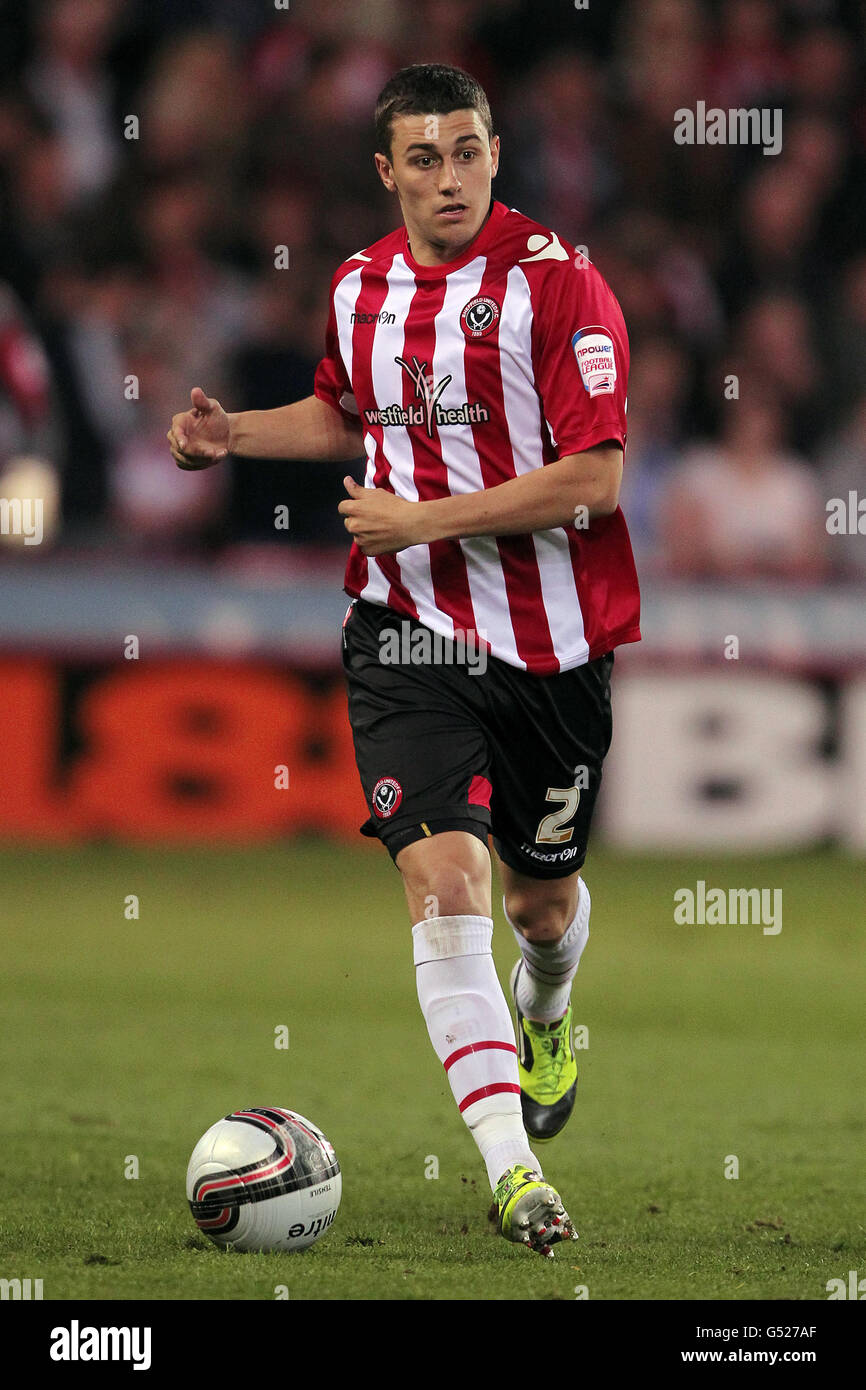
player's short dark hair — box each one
[374,64,494,161]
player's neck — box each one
[405,201,494,267]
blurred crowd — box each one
[0,0,864,580]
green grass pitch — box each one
[1,841,863,1301]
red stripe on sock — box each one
[443,1040,518,1072]
[458,1083,521,1113]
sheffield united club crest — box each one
[371,777,403,818]
[460,296,500,339]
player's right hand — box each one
[167,387,231,469]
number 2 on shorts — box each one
[535,785,581,844]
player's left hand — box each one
[338,477,424,555]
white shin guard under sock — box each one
[413,914,539,1190]
[506,877,591,1023]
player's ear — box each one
[374,152,397,193]
[489,134,500,179]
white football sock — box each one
[506,877,591,1023]
[413,914,540,1190]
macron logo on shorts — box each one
[572,326,617,397]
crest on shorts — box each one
[460,296,500,339]
[372,776,403,818]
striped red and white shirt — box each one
[314,198,640,675]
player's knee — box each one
[403,862,485,917]
[397,832,490,919]
[506,880,579,942]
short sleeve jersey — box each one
[314,199,640,674]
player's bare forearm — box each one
[420,446,623,541]
[339,444,623,555]
[228,395,364,461]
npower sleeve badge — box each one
[571,325,617,397]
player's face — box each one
[375,109,500,265]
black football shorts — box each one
[341,598,614,879]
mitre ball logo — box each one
[372,776,403,818]
[460,296,500,338]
